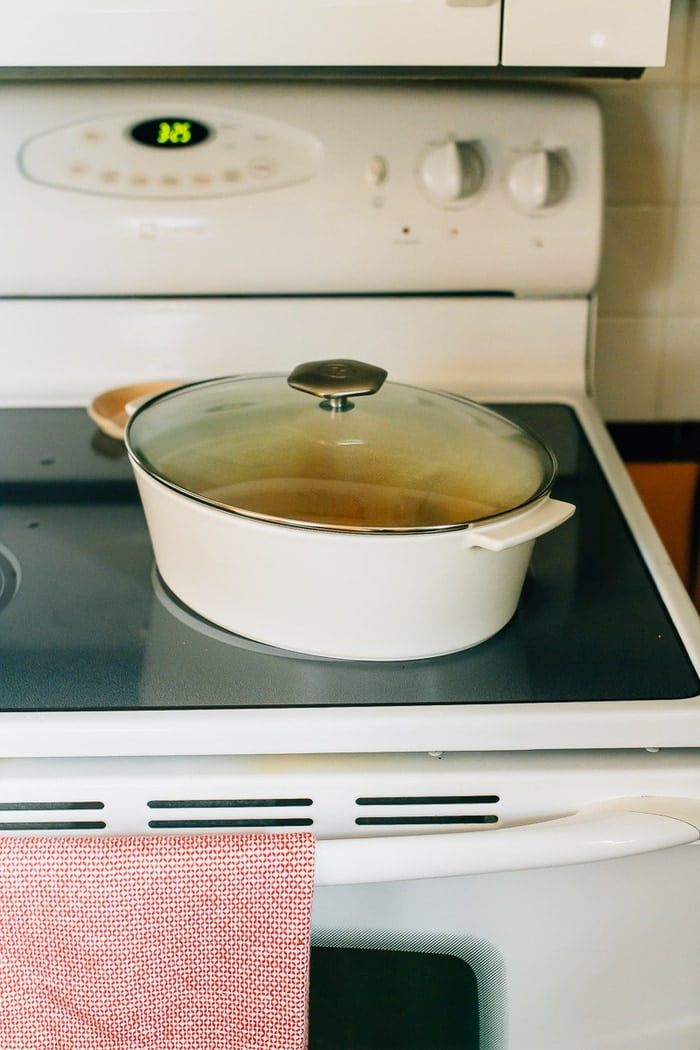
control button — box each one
[98,170,119,184]
[129,174,150,187]
[82,128,104,144]
[222,169,242,183]
[160,174,180,188]
[191,173,212,186]
[248,156,277,179]
[68,162,89,177]
[366,154,388,188]
[418,141,484,203]
[508,150,570,210]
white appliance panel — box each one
[0,0,671,69]
[0,83,603,297]
[502,0,671,68]
[312,843,700,1049]
[20,106,325,200]
[0,750,697,1047]
[0,1,502,68]
[0,749,693,842]
[0,297,590,407]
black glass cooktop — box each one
[0,405,697,710]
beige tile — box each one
[678,89,700,200]
[597,205,674,315]
[593,317,665,419]
[684,0,700,83]
[645,0,692,84]
[589,84,683,203]
[659,319,700,417]
[666,204,700,311]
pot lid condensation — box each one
[125,362,557,533]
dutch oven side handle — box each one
[463,496,575,552]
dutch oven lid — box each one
[125,359,557,533]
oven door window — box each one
[309,944,485,1049]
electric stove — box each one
[0,80,697,758]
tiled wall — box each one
[588,0,700,421]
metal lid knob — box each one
[287,358,388,412]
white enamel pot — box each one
[124,361,575,661]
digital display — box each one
[130,117,210,149]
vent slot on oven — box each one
[0,800,106,831]
[355,795,500,828]
[146,797,314,830]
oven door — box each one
[310,800,700,1049]
[0,0,669,70]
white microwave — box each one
[0,0,671,71]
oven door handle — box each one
[313,797,700,885]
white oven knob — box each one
[418,141,484,203]
[508,150,569,210]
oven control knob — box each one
[507,150,569,210]
[418,141,484,203]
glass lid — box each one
[125,359,557,533]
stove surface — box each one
[1,404,697,711]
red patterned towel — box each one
[0,833,315,1050]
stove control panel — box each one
[20,108,323,200]
[0,82,603,298]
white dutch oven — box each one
[124,360,574,661]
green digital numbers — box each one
[157,121,192,146]
[131,117,210,149]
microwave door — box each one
[0,1,501,68]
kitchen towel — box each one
[0,832,315,1050]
